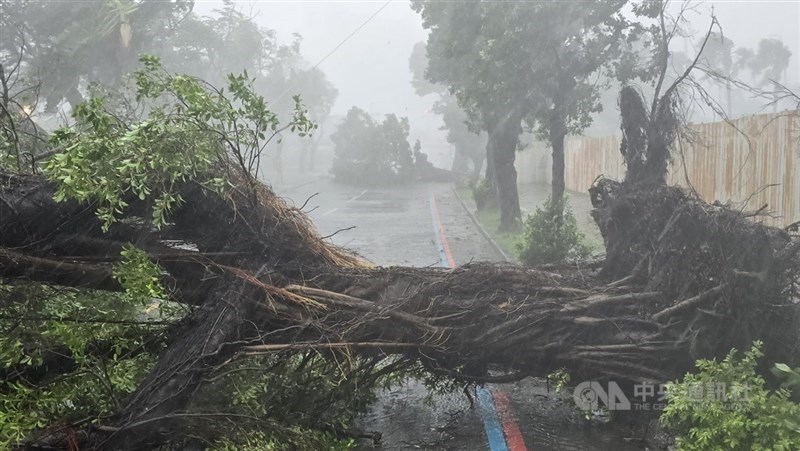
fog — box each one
[2,2,800,449]
[196,0,799,165]
[195,1,452,163]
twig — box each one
[320,226,356,240]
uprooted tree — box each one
[1,55,799,450]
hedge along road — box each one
[276,178,641,450]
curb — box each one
[450,185,513,263]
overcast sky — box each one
[195,0,800,160]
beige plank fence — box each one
[560,112,800,228]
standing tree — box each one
[751,38,792,112]
[0,0,193,111]
[411,1,527,230]
[751,38,793,88]
[330,107,415,185]
[698,32,735,110]
[521,0,654,216]
[412,1,650,228]
[408,42,485,181]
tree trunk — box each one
[476,130,499,211]
[469,153,484,183]
[549,111,567,216]
[451,148,470,174]
[488,112,523,231]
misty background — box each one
[194,0,799,168]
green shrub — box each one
[470,178,496,211]
[517,196,591,265]
[661,342,800,451]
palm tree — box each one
[699,32,735,110]
[751,39,792,112]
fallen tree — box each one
[1,57,798,450]
[2,158,798,449]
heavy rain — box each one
[0,1,799,450]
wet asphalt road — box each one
[275,177,643,451]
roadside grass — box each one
[456,186,605,260]
[473,207,522,259]
[455,186,521,260]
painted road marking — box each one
[429,194,457,268]
[477,386,510,451]
[348,189,368,203]
[492,388,527,450]
[321,190,367,216]
[428,192,528,451]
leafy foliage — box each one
[411,0,659,222]
[0,244,176,449]
[408,42,485,178]
[661,342,800,451]
[214,430,355,451]
[772,362,800,402]
[331,106,415,185]
[517,196,591,265]
[1,55,334,448]
[547,368,571,393]
[45,55,314,230]
[0,259,170,448]
[0,0,193,110]
[191,353,442,450]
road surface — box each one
[275,177,645,451]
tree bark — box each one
[549,111,567,216]
[469,152,485,182]
[451,147,470,174]
[488,111,523,231]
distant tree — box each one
[408,42,484,180]
[521,1,655,217]
[330,107,414,185]
[163,4,337,123]
[734,47,756,80]
[699,32,735,109]
[0,0,337,135]
[751,39,792,112]
[0,0,192,110]
[411,1,650,228]
[751,38,792,88]
[434,97,486,180]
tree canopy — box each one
[410,0,655,228]
[330,106,415,185]
[0,0,337,125]
[408,42,485,180]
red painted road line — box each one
[430,195,457,268]
[430,193,528,451]
[492,389,528,451]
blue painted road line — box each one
[477,385,511,451]
[429,191,522,451]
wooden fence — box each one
[559,112,800,227]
